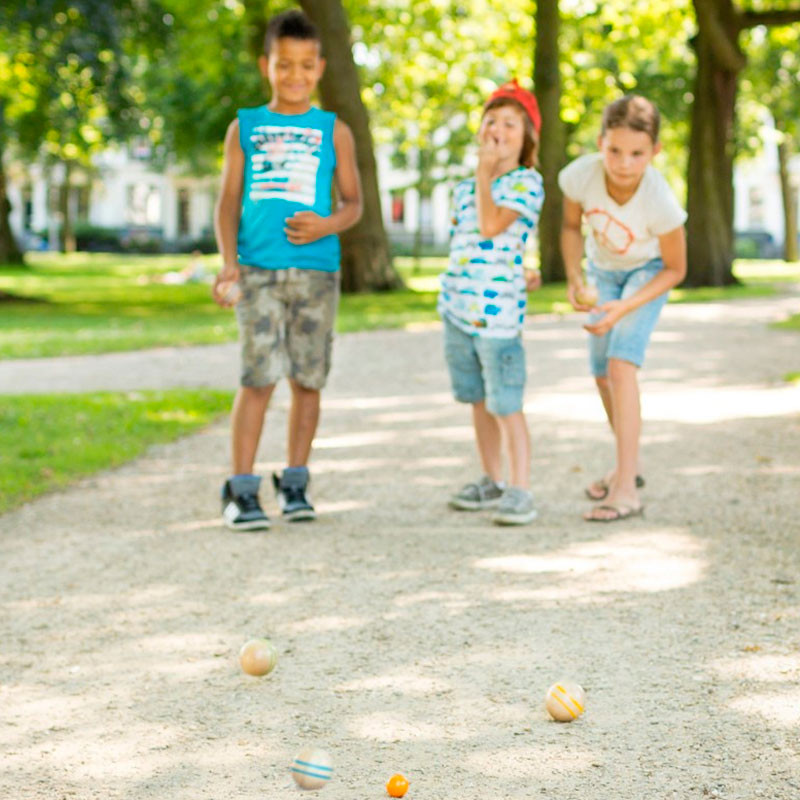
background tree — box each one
[534,0,566,282]
[741,24,799,262]
[349,0,534,266]
[686,0,800,286]
[0,1,165,261]
[299,0,402,291]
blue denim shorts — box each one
[443,316,526,416]
[586,258,668,376]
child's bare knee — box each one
[241,384,274,400]
[607,358,636,380]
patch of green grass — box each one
[774,314,800,332]
[1,253,797,359]
[0,389,233,514]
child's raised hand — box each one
[285,211,331,245]
[583,299,626,336]
[477,129,502,175]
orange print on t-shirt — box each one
[584,208,635,255]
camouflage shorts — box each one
[236,266,340,390]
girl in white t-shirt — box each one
[559,95,687,522]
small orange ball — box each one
[386,773,409,798]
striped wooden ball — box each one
[545,681,586,722]
[291,747,333,790]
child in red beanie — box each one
[438,80,545,525]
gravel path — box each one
[1,294,799,799]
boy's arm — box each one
[474,136,519,238]
[213,119,244,306]
[583,226,687,336]
[285,119,363,244]
[561,197,591,310]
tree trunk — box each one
[533,0,566,283]
[59,161,76,254]
[686,0,800,285]
[777,130,798,262]
[0,160,25,266]
[299,0,403,292]
[0,103,25,266]
[686,0,741,286]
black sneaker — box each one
[272,467,316,522]
[221,475,270,531]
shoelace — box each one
[282,486,308,505]
[237,493,262,512]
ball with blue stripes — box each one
[291,747,334,790]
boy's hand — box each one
[212,264,240,307]
[285,211,331,245]
[524,268,542,292]
[583,299,626,336]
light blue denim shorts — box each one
[443,316,526,416]
[587,258,668,376]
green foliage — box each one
[1,2,167,165]
[139,0,280,171]
[348,0,534,190]
[740,23,800,153]
[559,0,694,191]
[0,389,232,513]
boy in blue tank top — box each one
[213,10,362,531]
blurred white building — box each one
[6,132,798,257]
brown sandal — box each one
[584,503,644,522]
[585,474,645,501]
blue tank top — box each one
[237,105,339,271]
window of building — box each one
[391,190,405,224]
[748,185,765,228]
[76,186,90,222]
[127,183,161,227]
[178,188,190,237]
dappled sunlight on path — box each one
[1,293,799,798]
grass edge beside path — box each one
[0,389,233,516]
[0,254,798,359]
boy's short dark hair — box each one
[264,10,321,57]
[601,95,661,143]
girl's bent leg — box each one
[585,358,641,520]
[496,410,531,489]
[232,384,275,474]
[472,401,503,483]
[595,375,614,428]
[607,358,640,494]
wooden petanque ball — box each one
[238,637,278,677]
[575,285,598,307]
[545,681,586,722]
[291,747,334,790]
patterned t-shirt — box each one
[438,166,544,338]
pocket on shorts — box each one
[499,343,525,387]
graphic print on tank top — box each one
[248,125,322,206]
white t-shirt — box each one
[558,153,687,271]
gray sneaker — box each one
[448,476,504,511]
[492,487,538,525]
